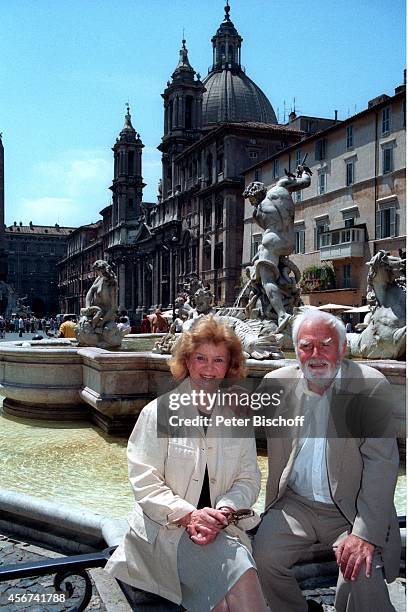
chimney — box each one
[334,110,338,122]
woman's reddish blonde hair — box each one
[169,316,247,380]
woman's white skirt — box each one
[177,530,256,611]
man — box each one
[58,315,77,339]
[253,309,400,612]
[18,316,25,338]
[151,308,168,333]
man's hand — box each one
[335,534,375,581]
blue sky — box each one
[0,0,405,228]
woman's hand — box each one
[186,507,228,546]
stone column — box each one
[169,250,174,309]
[118,262,126,311]
[130,263,135,313]
[159,252,163,307]
[136,259,141,309]
[141,258,146,310]
[152,250,159,308]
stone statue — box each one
[242,165,311,331]
[76,260,126,349]
[15,295,32,318]
[348,250,406,359]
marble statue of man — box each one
[244,165,312,329]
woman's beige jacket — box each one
[105,379,261,604]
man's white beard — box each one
[300,358,340,387]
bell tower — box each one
[110,105,145,225]
[159,39,205,196]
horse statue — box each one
[348,250,406,359]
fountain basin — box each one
[0,339,405,436]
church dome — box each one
[202,70,277,125]
[201,3,277,126]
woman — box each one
[106,316,267,611]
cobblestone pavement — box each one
[0,535,109,612]
[0,534,405,611]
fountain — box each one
[0,166,405,437]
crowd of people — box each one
[0,315,59,338]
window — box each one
[346,160,354,186]
[382,146,394,173]
[295,227,305,254]
[294,190,302,203]
[206,153,213,185]
[315,138,326,161]
[127,151,135,175]
[185,96,193,129]
[314,220,330,249]
[346,125,353,148]
[272,160,279,179]
[306,120,315,133]
[251,233,262,259]
[204,199,212,229]
[295,149,302,167]
[215,197,223,227]
[318,172,326,195]
[249,151,258,160]
[254,168,262,181]
[214,243,223,269]
[382,107,390,134]
[343,264,351,288]
[217,153,224,174]
[376,207,396,239]
[344,217,355,228]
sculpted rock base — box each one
[76,319,126,350]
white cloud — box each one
[36,150,112,199]
[8,146,162,226]
[16,197,76,226]
[10,149,113,227]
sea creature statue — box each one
[155,272,284,359]
[348,250,406,359]
[216,316,284,360]
[76,260,127,349]
[241,164,311,332]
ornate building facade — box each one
[130,4,304,312]
[243,81,406,308]
[58,4,305,319]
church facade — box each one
[60,5,305,318]
[58,4,336,319]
